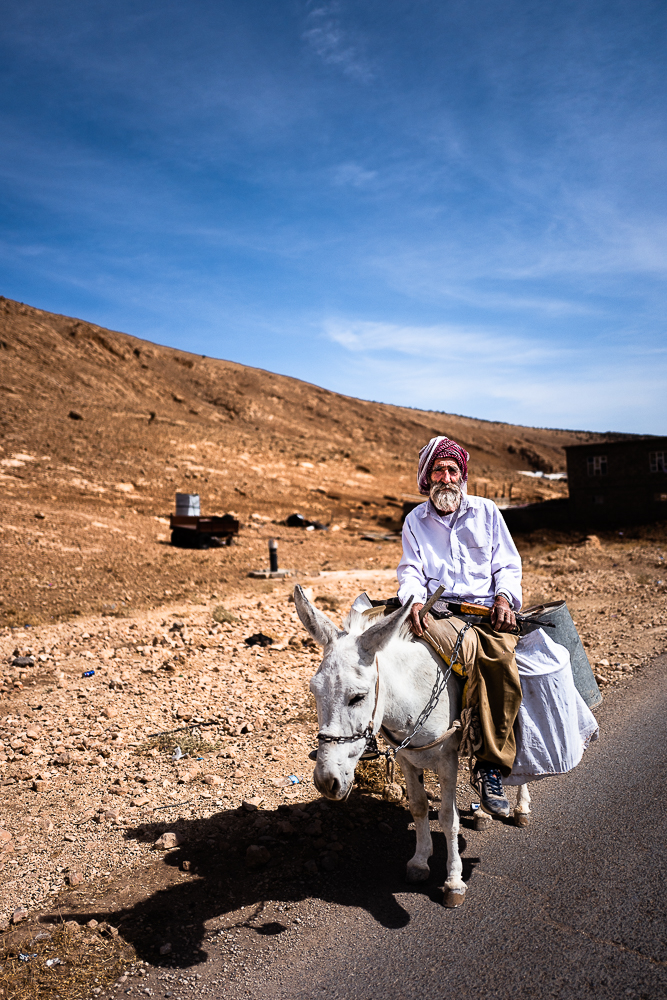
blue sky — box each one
[1,0,666,433]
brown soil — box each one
[0,296,666,995]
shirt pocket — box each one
[457,522,491,576]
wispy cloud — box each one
[321,316,667,432]
[302,2,374,82]
[331,162,377,187]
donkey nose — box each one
[314,769,341,799]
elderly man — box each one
[398,435,598,817]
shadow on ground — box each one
[43,792,481,968]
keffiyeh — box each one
[417,436,469,495]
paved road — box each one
[126,654,667,1000]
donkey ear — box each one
[293,585,341,647]
[357,600,413,657]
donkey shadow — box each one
[50,792,480,968]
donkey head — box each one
[293,585,413,800]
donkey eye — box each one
[348,694,365,706]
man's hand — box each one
[409,602,425,636]
[491,595,516,633]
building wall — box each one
[565,437,667,525]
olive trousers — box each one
[423,615,521,776]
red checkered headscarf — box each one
[417,436,469,496]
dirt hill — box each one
[0,295,614,625]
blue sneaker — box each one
[472,764,510,818]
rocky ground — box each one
[0,296,666,998]
[1,528,666,918]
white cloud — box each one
[331,162,377,188]
[324,318,559,366]
[302,2,373,82]
[321,317,667,433]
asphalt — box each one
[116,653,667,1000]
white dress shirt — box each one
[397,495,522,610]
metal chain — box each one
[317,726,374,746]
[389,623,471,756]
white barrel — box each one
[175,493,200,516]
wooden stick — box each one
[418,584,445,625]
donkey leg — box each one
[401,760,433,883]
[437,749,466,907]
[513,782,532,827]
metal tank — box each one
[522,600,602,708]
[175,493,200,517]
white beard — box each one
[430,481,462,514]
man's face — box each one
[429,458,462,513]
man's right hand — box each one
[409,602,425,636]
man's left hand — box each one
[491,595,516,632]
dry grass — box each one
[211,605,239,624]
[0,921,134,1000]
[134,727,223,758]
[354,758,390,793]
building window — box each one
[587,455,607,477]
[593,495,605,504]
[649,451,666,473]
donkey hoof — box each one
[514,810,531,828]
[473,811,493,831]
[406,863,430,883]
[443,888,466,908]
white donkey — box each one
[294,585,531,908]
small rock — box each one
[54,753,71,765]
[12,907,28,924]
[87,919,99,928]
[64,833,76,842]
[35,512,46,519]
[180,860,192,872]
[131,795,150,808]
[176,708,193,721]
[177,768,199,784]
[245,844,271,867]
[102,706,118,719]
[67,871,84,887]
[382,782,404,803]
[0,829,13,848]
[320,852,338,872]
[159,942,172,955]
[63,919,81,934]
[32,779,47,792]
[25,729,40,740]
[596,659,610,667]
[154,831,181,850]
[68,410,84,420]
[242,796,263,812]
[585,534,603,549]
[377,821,392,834]
[12,657,34,668]
[202,774,223,786]
[0,915,9,932]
